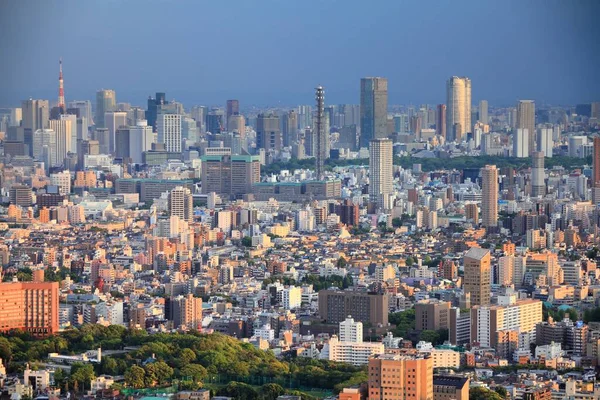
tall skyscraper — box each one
[68,100,92,122]
[256,113,282,152]
[157,113,182,152]
[282,110,298,147]
[481,165,498,228]
[513,128,530,158]
[22,99,49,156]
[146,92,167,130]
[360,77,388,148]
[537,128,553,158]
[226,99,239,130]
[95,89,116,128]
[60,114,77,154]
[48,119,72,163]
[369,138,393,211]
[436,104,446,139]
[517,100,535,156]
[368,354,433,400]
[228,114,246,139]
[168,186,193,223]
[0,280,59,336]
[463,247,491,307]
[314,86,327,179]
[115,120,154,164]
[478,100,488,124]
[531,151,545,198]
[594,137,600,188]
[57,59,65,114]
[446,76,471,142]
[104,111,128,154]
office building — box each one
[9,184,33,207]
[200,154,261,197]
[256,113,282,152]
[314,86,327,179]
[481,165,498,228]
[594,137,600,187]
[436,104,446,139]
[368,354,433,400]
[318,290,388,326]
[115,121,154,163]
[282,110,298,146]
[449,307,471,346]
[369,138,393,211]
[471,297,542,349]
[0,281,59,336]
[48,119,72,162]
[225,99,239,130]
[433,375,469,400]
[50,170,71,195]
[157,113,182,152]
[59,114,78,154]
[95,89,116,128]
[479,100,488,124]
[169,186,193,223]
[531,151,545,198]
[513,128,529,158]
[22,99,50,155]
[463,247,491,307]
[33,129,58,166]
[228,113,246,139]
[537,128,553,158]
[77,139,100,169]
[145,92,168,130]
[281,287,302,310]
[360,77,388,148]
[446,76,471,142]
[415,300,450,332]
[517,100,535,156]
[68,100,92,122]
[104,111,127,153]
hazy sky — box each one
[1,0,599,108]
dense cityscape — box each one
[1,2,600,400]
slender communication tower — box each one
[315,85,325,180]
[58,58,65,113]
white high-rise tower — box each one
[369,138,393,211]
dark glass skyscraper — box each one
[360,77,388,148]
[147,92,167,130]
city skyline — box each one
[1,1,599,107]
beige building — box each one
[368,353,433,400]
[470,296,542,350]
[463,247,491,306]
[415,300,450,331]
[446,76,471,142]
[481,165,498,228]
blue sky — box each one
[0,0,598,108]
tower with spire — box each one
[58,58,65,113]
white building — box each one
[50,170,71,195]
[254,324,275,341]
[321,336,384,366]
[446,76,472,140]
[49,118,72,163]
[157,113,182,152]
[339,316,362,343]
[369,138,393,211]
[33,129,57,166]
[96,301,124,326]
[513,128,529,158]
[129,120,154,163]
[536,128,553,158]
[281,286,302,309]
